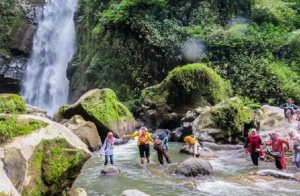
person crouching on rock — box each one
[288,129,300,170]
[243,129,264,166]
[263,132,290,170]
[123,127,154,164]
[100,132,123,165]
[184,136,203,158]
[155,129,171,164]
[280,98,300,123]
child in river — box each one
[184,136,203,158]
[100,132,123,165]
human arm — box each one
[163,137,169,149]
[280,138,290,150]
[124,132,139,138]
[114,138,123,144]
[279,103,287,109]
[258,137,262,145]
[100,139,107,156]
[147,132,154,142]
[263,140,272,146]
[193,143,197,157]
[243,137,249,151]
[292,104,299,109]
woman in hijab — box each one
[184,136,203,158]
[100,132,123,165]
[243,129,264,166]
[155,129,171,164]
[263,132,290,170]
[288,129,300,169]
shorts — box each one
[285,109,300,116]
[139,144,150,158]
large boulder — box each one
[0,94,27,114]
[64,115,102,152]
[170,127,183,141]
[0,114,92,196]
[121,189,150,196]
[101,166,121,175]
[256,105,295,141]
[54,89,136,140]
[192,97,255,144]
[26,104,47,117]
[140,63,233,131]
[67,188,88,196]
[175,158,213,177]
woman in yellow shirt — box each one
[124,127,154,164]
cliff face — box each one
[0,0,44,94]
[70,0,300,105]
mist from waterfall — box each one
[22,0,77,117]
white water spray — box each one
[22,0,77,116]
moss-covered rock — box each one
[0,94,27,114]
[192,97,255,144]
[0,114,92,196]
[0,115,48,144]
[20,139,90,196]
[54,89,136,140]
[140,63,232,131]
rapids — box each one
[73,139,300,196]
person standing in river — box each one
[123,127,154,164]
[288,129,300,170]
[100,132,123,165]
[184,136,203,158]
[263,132,290,170]
[279,98,300,123]
[243,129,264,166]
[155,129,172,164]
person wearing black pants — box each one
[243,129,264,166]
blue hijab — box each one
[158,129,170,140]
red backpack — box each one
[139,131,147,145]
[153,139,163,151]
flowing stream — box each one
[73,139,300,196]
[21,0,77,116]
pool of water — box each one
[73,139,300,196]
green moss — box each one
[53,105,70,121]
[0,116,48,143]
[0,94,27,114]
[83,89,133,125]
[211,97,253,135]
[146,63,232,109]
[8,18,26,37]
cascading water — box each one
[22,0,77,116]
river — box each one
[73,138,300,196]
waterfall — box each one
[21,0,77,117]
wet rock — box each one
[175,158,214,177]
[136,118,145,129]
[151,129,164,139]
[101,166,121,175]
[181,111,198,123]
[121,189,150,196]
[0,160,20,196]
[26,104,47,117]
[180,145,193,154]
[67,188,88,196]
[254,169,300,181]
[182,122,193,138]
[170,127,183,141]
[256,105,295,141]
[64,115,102,152]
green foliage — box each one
[53,105,70,121]
[0,116,48,143]
[0,94,27,114]
[236,95,261,111]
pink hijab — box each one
[107,132,114,144]
[269,132,279,143]
[287,129,300,141]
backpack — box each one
[139,132,147,145]
[153,139,163,152]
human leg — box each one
[162,149,171,164]
[296,109,300,121]
[157,151,163,164]
[145,144,150,163]
[110,155,114,165]
[104,155,109,165]
[251,152,259,166]
[275,159,282,170]
[295,151,300,169]
[286,110,292,123]
[139,145,146,164]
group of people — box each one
[99,98,300,171]
[243,98,300,170]
[100,127,202,166]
